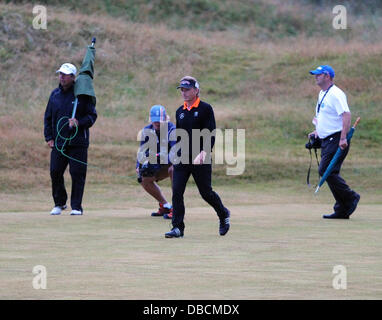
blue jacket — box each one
[44,84,97,148]
[136,122,176,168]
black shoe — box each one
[163,212,172,220]
[151,204,170,217]
[165,227,184,238]
[346,193,360,217]
[323,212,349,219]
[219,209,230,236]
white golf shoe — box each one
[50,205,67,215]
[70,209,83,216]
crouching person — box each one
[136,105,175,219]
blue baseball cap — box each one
[309,65,335,78]
[150,105,167,122]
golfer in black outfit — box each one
[44,63,97,216]
[165,76,230,238]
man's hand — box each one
[339,138,348,150]
[47,140,54,148]
[193,151,207,165]
[68,118,78,128]
[308,130,318,139]
[339,111,351,150]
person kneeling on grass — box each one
[136,105,176,219]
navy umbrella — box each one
[315,117,360,194]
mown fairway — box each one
[1,186,381,300]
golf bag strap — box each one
[307,148,320,186]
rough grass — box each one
[1,0,332,36]
[0,1,381,194]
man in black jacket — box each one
[44,63,97,215]
[165,76,230,238]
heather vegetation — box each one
[1,0,381,199]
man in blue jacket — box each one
[44,63,97,216]
[136,105,175,219]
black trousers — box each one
[318,132,357,214]
[50,147,88,212]
[172,164,227,231]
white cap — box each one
[56,63,77,76]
